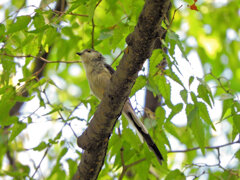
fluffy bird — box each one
[77,49,164,164]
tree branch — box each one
[73,0,171,179]
[91,0,102,49]
[0,53,82,64]
[168,140,240,153]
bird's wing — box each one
[104,63,164,163]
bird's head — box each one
[76,49,103,64]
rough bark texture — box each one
[73,0,171,179]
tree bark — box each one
[73,0,171,179]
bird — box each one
[76,49,164,164]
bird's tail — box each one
[123,100,164,164]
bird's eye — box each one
[86,49,91,53]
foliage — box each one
[0,0,239,179]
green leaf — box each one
[186,104,195,126]
[33,142,48,151]
[165,69,185,88]
[54,131,62,141]
[167,30,189,61]
[198,102,216,130]
[57,147,68,162]
[165,169,185,180]
[122,128,141,149]
[130,75,147,97]
[11,0,25,8]
[167,103,183,121]
[9,122,27,142]
[157,76,171,102]
[43,105,63,116]
[235,149,240,161]
[233,114,240,132]
[0,24,5,36]
[180,89,188,104]
[7,16,31,34]
[190,92,198,104]
[221,99,233,120]
[31,77,48,89]
[33,13,45,29]
[67,159,78,178]
[198,84,212,107]
[155,106,166,127]
[165,121,180,139]
[189,76,194,87]
[187,105,205,154]
[149,49,163,76]
[147,77,160,95]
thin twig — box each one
[31,147,49,178]
[91,18,95,49]
[51,9,88,17]
[0,53,82,64]
[168,140,239,153]
[111,50,124,65]
[91,0,103,49]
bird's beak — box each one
[76,52,83,56]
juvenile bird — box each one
[77,49,164,164]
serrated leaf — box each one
[130,75,147,97]
[221,99,233,120]
[198,84,212,107]
[147,77,160,95]
[198,102,216,130]
[167,103,183,121]
[187,106,205,154]
[167,30,189,61]
[149,49,163,76]
[33,142,48,151]
[9,122,27,142]
[186,104,195,126]
[165,69,184,88]
[164,122,180,139]
[190,91,198,104]
[157,76,171,101]
[180,89,188,104]
[155,106,166,127]
[7,16,31,34]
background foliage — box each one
[0,0,239,179]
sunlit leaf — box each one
[198,102,216,130]
[7,16,31,34]
[33,142,48,151]
[180,89,188,104]
[130,75,147,97]
[9,122,27,142]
